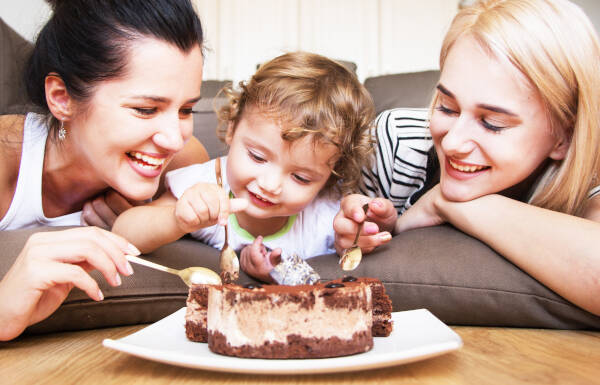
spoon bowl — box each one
[339,203,369,271]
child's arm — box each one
[112,183,247,253]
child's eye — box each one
[133,107,157,116]
[248,150,265,163]
[292,174,311,184]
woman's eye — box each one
[481,117,507,132]
[292,174,311,184]
[436,104,457,115]
[179,108,193,117]
[133,107,157,116]
[248,150,265,162]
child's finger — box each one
[229,198,248,213]
[340,194,370,222]
[216,189,230,226]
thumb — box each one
[369,198,395,219]
[229,198,249,213]
[269,248,282,267]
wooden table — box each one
[1,325,599,385]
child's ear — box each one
[225,121,235,145]
[45,73,73,121]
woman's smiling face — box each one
[67,37,203,201]
[430,35,568,202]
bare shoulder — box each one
[167,136,209,172]
[155,137,209,197]
[0,115,26,219]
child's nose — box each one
[257,172,283,195]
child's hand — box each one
[240,236,282,283]
[174,183,248,233]
[333,194,396,255]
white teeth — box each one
[449,159,487,173]
[128,151,165,167]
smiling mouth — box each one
[248,190,276,206]
[448,159,490,173]
[126,151,166,170]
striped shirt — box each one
[360,108,433,214]
[360,108,600,213]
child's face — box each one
[225,107,338,221]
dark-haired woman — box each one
[0,0,207,340]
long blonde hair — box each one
[439,0,600,216]
[217,52,375,196]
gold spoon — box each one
[215,157,240,283]
[125,255,221,286]
[339,203,369,271]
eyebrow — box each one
[436,84,518,117]
[128,95,202,104]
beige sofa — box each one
[1,19,599,334]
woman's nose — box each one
[152,115,187,152]
[439,115,476,156]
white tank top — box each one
[0,113,82,230]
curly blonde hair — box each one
[216,52,375,196]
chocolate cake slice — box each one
[185,284,211,342]
[206,281,373,359]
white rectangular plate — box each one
[103,308,462,374]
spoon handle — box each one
[215,157,230,247]
[352,204,370,246]
[126,255,180,276]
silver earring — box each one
[58,120,67,141]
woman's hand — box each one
[394,184,447,233]
[239,236,282,283]
[81,190,136,230]
[333,194,395,255]
[174,183,247,234]
[0,227,139,341]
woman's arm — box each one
[397,187,600,316]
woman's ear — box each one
[549,135,570,160]
[45,73,73,121]
[225,121,235,145]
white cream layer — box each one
[207,286,372,347]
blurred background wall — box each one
[1,0,599,83]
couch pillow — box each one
[1,224,597,336]
[0,19,33,114]
[364,70,440,114]
[192,97,229,159]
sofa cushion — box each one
[0,19,33,114]
[364,70,440,114]
[1,225,597,336]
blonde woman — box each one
[334,0,600,316]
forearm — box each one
[112,205,186,253]
[439,194,600,316]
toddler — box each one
[113,52,374,282]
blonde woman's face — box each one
[429,36,567,202]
